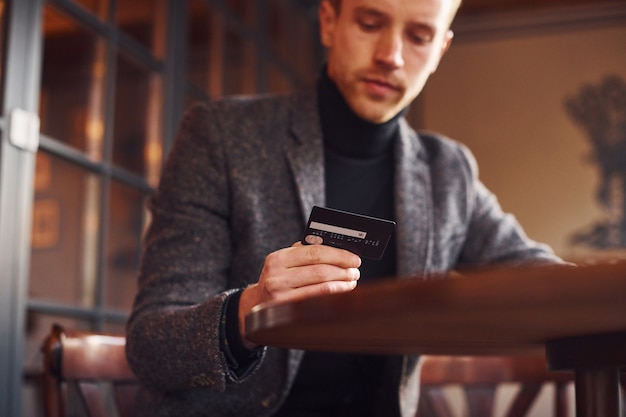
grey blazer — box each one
[126,88,559,417]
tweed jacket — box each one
[126,88,560,417]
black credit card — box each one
[301,206,396,260]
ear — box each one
[441,30,454,56]
[430,30,454,73]
[318,0,338,48]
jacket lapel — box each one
[394,120,433,277]
[285,89,326,224]
[285,91,433,276]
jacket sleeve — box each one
[125,102,286,400]
[454,143,563,267]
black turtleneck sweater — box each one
[223,71,404,416]
[274,72,402,417]
[319,69,400,284]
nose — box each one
[374,31,404,70]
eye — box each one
[354,9,385,33]
[358,17,381,32]
[407,29,434,45]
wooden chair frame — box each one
[416,355,575,417]
[41,325,622,417]
[41,323,139,417]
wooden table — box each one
[245,261,626,417]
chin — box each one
[339,84,401,122]
[351,95,403,123]
[353,106,396,124]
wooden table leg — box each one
[575,368,620,417]
[545,332,626,417]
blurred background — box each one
[0,0,623,416]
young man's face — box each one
[319,0,455,123]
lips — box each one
[365,78,400,91]
[362,77,402,98]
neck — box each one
[317,69,405,159]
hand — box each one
[238,242,361,348]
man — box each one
[126,0,560,416]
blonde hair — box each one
[326,0,463,25]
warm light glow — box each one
[85,119,104,143]
[145,140,162,187]
[84,334,126,347]
[85,40,106,161]
[145,66,164,187]
[92,61,105,78]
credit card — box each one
[301,206,396,260]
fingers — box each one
[263,244,360,289]
[269,279,358,304]
[256,243,361,301]
[239,242,362,345]
[273,242,361,269]
[263,263,360,293]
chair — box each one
[41,323,140,417]
[416,355,575,417]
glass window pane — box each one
[103,322,127,333]
[185,87,207,111]
[187,0,221,97]
[25,155,111,413]
[40,5,106,160]
[117,0,167,58]
[104,180,149,312]
[223,26,256,95]
[0,1,7,114]
[113,51,163,183]
[186,1,259,97]
[29,153,101,308]
[71,0,108,20]
[268,62,294,94]
[268,0,318,83]
[227,0,257,30]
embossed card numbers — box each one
[301,206,396,260]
